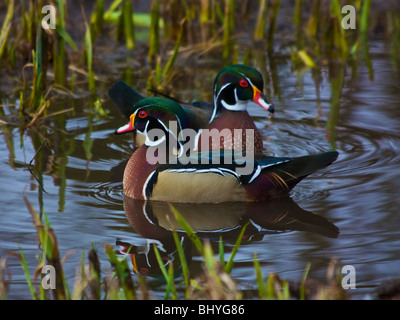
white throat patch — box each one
[220,88,248,111]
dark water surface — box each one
[1,37,400,299]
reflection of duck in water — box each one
[118,196,339,277]
[124,196,339,239]
[117,238,192,278]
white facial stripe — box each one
[215,82,231,101]
[211,82,231,123]
[221,99,247,111]
[157,119,173,137]
[144,133,166,147]
[143,120,149,134]
[139,111,184,150]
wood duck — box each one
[109,64,274,153]
[115,97,338,204]
[204,64,273,154]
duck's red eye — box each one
[138,110,147,118]
[239,79,248,87]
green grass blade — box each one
[300,262,311,300]
[152,243,174,300]
[327,64,345,149]
[53,0,67,86]
[169,204,204,255]
[123,0,135,49]
[224,221,249,274]
[222,0,235,60]
[73,250,87,300]
[330,0,348,57]
[83,115,93,162]
[203,240,216,276]
[24,193,55,261]
[218,236,225,269]
[361,0,372,35]
[359,0,373,80]
[294,0,301,28]
[105,11,154,28]
[56,0,66,29]
[155,57,162,84]
[30,22,43,111]
[88,244,101,299]
[306,0,319,37]
[162,21,183,79]
[91,0,105,35]
[267,0,281,45]
[105,244,136,300]
[254,0,268,41]
[298,49,316,68]
[277,279,290,300]
[0,23,12,63]
[84,19,96,93]
[172,231,189,298]
[168,263,177,300]
[148,0,160,62]
[253,253,266,299]
[56,27,78,51]
[18,246,37,300]
[104,0,123,20]
[0,0,13,36]
[0,0,13,61]
[266,273,276,299]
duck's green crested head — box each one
[115,97,189,146]
[211,64,274,122]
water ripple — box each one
[91,182,124,204]
[256,114,400,204]
[76,181,124,207]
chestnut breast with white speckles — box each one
[197,111,263,154]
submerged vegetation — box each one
[1,0,400,300]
